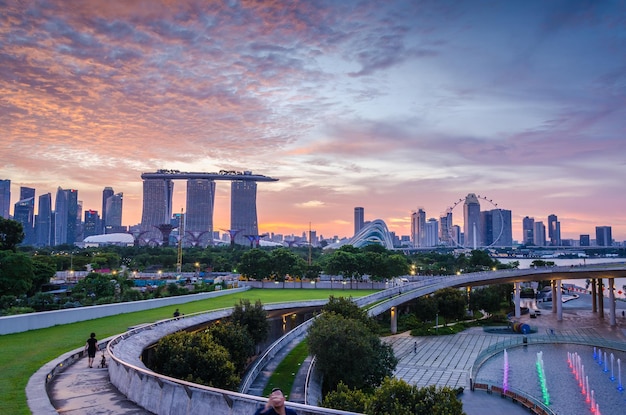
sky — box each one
[1,0,626,243]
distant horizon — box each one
[2,178,623,244]
[2,1,625,244]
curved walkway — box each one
[41,293,626,415]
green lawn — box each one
[0,289,377,414]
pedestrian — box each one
[414,341,417,353]
[173,308,180,319]
[84,332,98,368]
[254,387,297,415]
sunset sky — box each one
[2,0,625,242]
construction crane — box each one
[176,208,184,276]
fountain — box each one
[603,351,608,373]
[536,351,550,405]
[503,349,509,393]
[610,353,615,381]
[617,358,623,392]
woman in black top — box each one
[85,332,98,368]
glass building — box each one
[463,193,481,249]
[141,179,174,241]
[36,193,53,246]
[0,179,10,219]
[231,180,258,245]
[186,179,215,246]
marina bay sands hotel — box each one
[140,170,278,246]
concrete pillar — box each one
[556,280,563,321]
[514,282,521,318]
[551,281,557,313]
[609,278,616,327]
[591,279,597,313]
[598,279,604,319]
[390,306,397,334]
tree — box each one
[0,251,34,296]
[230,299,270,345]
[433,288,466,322]
[150,331,239,389]
[325,248,363,282]
[308,313,397,393]
[206,321,255,375]
[270,248,306,284]
[322,382,370,413]
[29,258,56,295]
[323,295,379,332]
[0,217,24,252]
[367,378,465,415]
[413,295,438,322]
[237,249,271,281]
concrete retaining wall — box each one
[0,287,249,335]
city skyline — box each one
[2,1,625,241]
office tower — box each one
[35,193,53,246]
[411,208,426,248]
[186,179,215,246]
[84,210,100,238]
[479,211,493,246]
[105,192,124,233]
[354,207,364,235]
[463,194,481,249]
[0,179,10,219]
[424,218,439,247]
[522,216,535,245]
[595,226,612,246]
[451,225,461,246]
[533,221,546,246]
[54,187,78,245]
[439,211,452,246]
[14,194,35,245]
[231,180,258,245]
[76,200,83,242]
[580,234,590,247]
[548,214,561,246]
[141,178,174,239]
[101,187,114,233]
[481,208,513,247]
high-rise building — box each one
[105,192,124,233]
[411,208,426,248]
[522,216,535,245]
[54,187,78,245]
[35,193,53,246]
[231,180,258,245]
[140,178,174,240]
[424,218,439,247]
[595,226,612,246]
[548,214,561,246]
[354,207,364,236]
[481,209,512,247]
[533,221,546,246]
[101,187,114,233]
[14,191,35,245]
[84,210,100,238]
[580,234,590,247]
[463,193,481,249]
[186,179,215,246]
[439,211,453,246]
[0,179,10,219]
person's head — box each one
[90,332,96,338]
[268,387,286,408]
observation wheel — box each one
[445,194,504,249]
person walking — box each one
[254,387,297,415]
[84,332,98,368]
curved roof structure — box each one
[325,219,395,250]
[83,233,134,246]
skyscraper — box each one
[522,216,535,245]
[534,221,546,246]
[231,180,258,245]
[14,192,35,245]
[354,207,364,236]
[439,211,453,246]
[101,187,114,233]
[0,179,10,219]
[424,218,439,247]
[105,192,124,233]
[35,193,52,246]
[84,210,100,238]
[54,187,78,245]
[141,178,174,240]
[548,214,561,246]
[411,208,426,248]
[595,226,612,246]
[463,194,481,249]
[186,179,215,246]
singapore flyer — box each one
[445,193,505,249]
